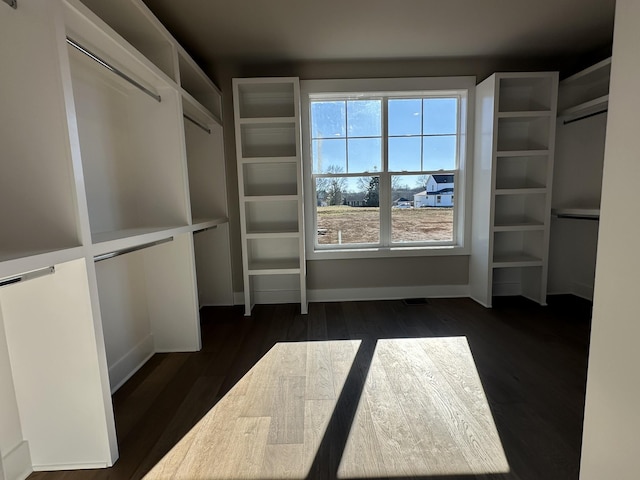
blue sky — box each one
[311,97,458,185]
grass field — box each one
[316,206,453,244]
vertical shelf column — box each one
[471,72,558,307]
[233,78,307,316]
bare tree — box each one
[316,165,348,206]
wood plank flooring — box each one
[28,296,591,480]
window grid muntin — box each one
[311,98,383,175]
[310,92,462,249]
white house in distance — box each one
[414,174,455,207]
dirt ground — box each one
[316,206,453,244]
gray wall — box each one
[213,55,588,297]
[580,0,640,477]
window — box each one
[301,77,474,258]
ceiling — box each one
[141,0,615,67]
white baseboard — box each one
[108,334,155,394]
[233,290,301,305]
[2,441,31,480]
[571,281,594,301]
[32,461,109,472]
[309,284,469,303]
[234,285,469,305]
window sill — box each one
[307,245,470,260]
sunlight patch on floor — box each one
[144,340,360,479]
[144,337,509,479]
[337,337,510,478]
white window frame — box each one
[301,77,475,260]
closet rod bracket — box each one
[2,0,17,9]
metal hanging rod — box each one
[66,37,161,103]
[563,108,608,125]
[2,0,17,9]
[0,266,55,288]
[94,237,173,263]
[194,225,218,234]
[184,114,211,134]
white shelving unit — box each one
[233,78,307,316]
[0,0,232,476]
[470,72,558,307]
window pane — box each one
[313,138,346,173]
[311,101,345,138]
[347,137,381,173]
[347,100,381,137]
[388,99,422,136]
[391,174,454,243]
[423,98,458,135]
[315,176,380,245]
[423,135,456,170]
[389,137,421,172]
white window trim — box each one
[301,77,475,260]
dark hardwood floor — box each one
[29,296,591,480]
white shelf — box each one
[495,187,547,195]
[0,247,86,282]
[496,149,549,157]
[497,110,553,118]
[493,222,545,232]
[558,57,611,114]
[248,262,301,275]
[246,231,301,239]
[240,156,299,164]
[559,95,609,122]
[552,208,600,220]
[492,254,544,267]
[192,217,229,229]
[243,194,300,202]
[91,226,188,256]
[239,116,297,125]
